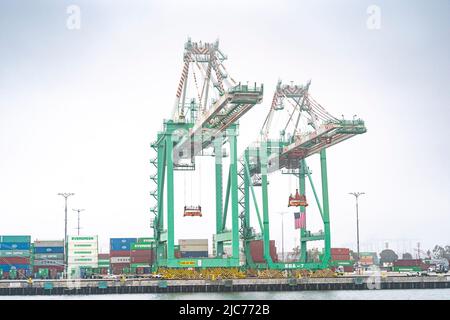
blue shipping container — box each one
[110,238,136,245]
[0,264,31,272]
[180,251,208,258]
[110,243,132,251]
[110,238,136,251]
[34,247,64,254]
[0,242,30,250]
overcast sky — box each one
[1,0,449,254]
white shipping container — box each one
[110,256,131,264]
[68,249,99,256]
[68,242,97,250]
[180,245,209,252]
[34,240,64,247]
[179,239,208,245]
[68,256,98,264]
[67,235,98,242]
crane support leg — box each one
[215,136,224,257]
[261,142,274,266]
[166,137,175,260]
[299,159,307,263]
[320,149,331,266]
[230,129,240,260]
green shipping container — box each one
[130,263,151,268]
[393,266,421,272]
[330,260,353,267]
[131,243,153,250]
[34,253,64,260]
[137,237,155,244]
[0,250,31,257]
[38,268,49,277]
[0,235,31,243]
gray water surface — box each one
[3,289,450,300]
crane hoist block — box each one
[288,189,308,207]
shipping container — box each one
[110,238,137,251]
[0,257,30,264]
[68,256,98,264]
[98,258,110,264]
[137,237,155,244]
[393,259,423,267]
[130,263,151,268]
[0,242,30,250]
[68,249,98,256]
[68,236,98,243]
[110,243,133,251]
[331,248,350,255]
[331,254,351,261]
[32,260,64,266]
[33,253,64,260]
[110,256,131,264]
[98,253,110,260]
[109,250,130,257]
[0,264,30,272]
[249,240,278,263]
[0,250,30,257]
[360,256,374,265]
[179,251,208,258]
[33,265,64,273]
[330,260,353,266]
[68,242,96,249]
[131,243,153,250]
[111,263,130,275]
[0,236,31,243]
[34,247,64,254]
[130,250,153,258]
[179,239,208,245]
[130,256,153,264]
[33,240,64,247]
[180,244,209,252]
[392,266,422,272]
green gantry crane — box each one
[239,80,367,270]
[150,39,263,269]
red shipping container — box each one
[98,253,110,260]
[331,254,351,261]
[331,248,350,255]
[131,256,153,264]
[110,250,130,257]
[130,250,153,257]
[112,264,129,275]
[394,259,422,267]
[0,257,30,264]
[250,240,277,263]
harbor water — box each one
[2,288,450,300]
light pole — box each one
[278,212,288,261]
[72,209,85,236]
[58,192,74,278]
[349,192,364,263]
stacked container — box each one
[67,236,99,279]
[97,253,110,275]
[0,235,31,279]
[330,248,353,272]
[110,238,136,274]
[249,240,278,263]
[130,238,155,273]
[179,239,208,258]
[359,252,379,266]
[392,259,426,272]
[32,240,64,279]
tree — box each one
[402,252,413,260]
[379,249,398,264]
